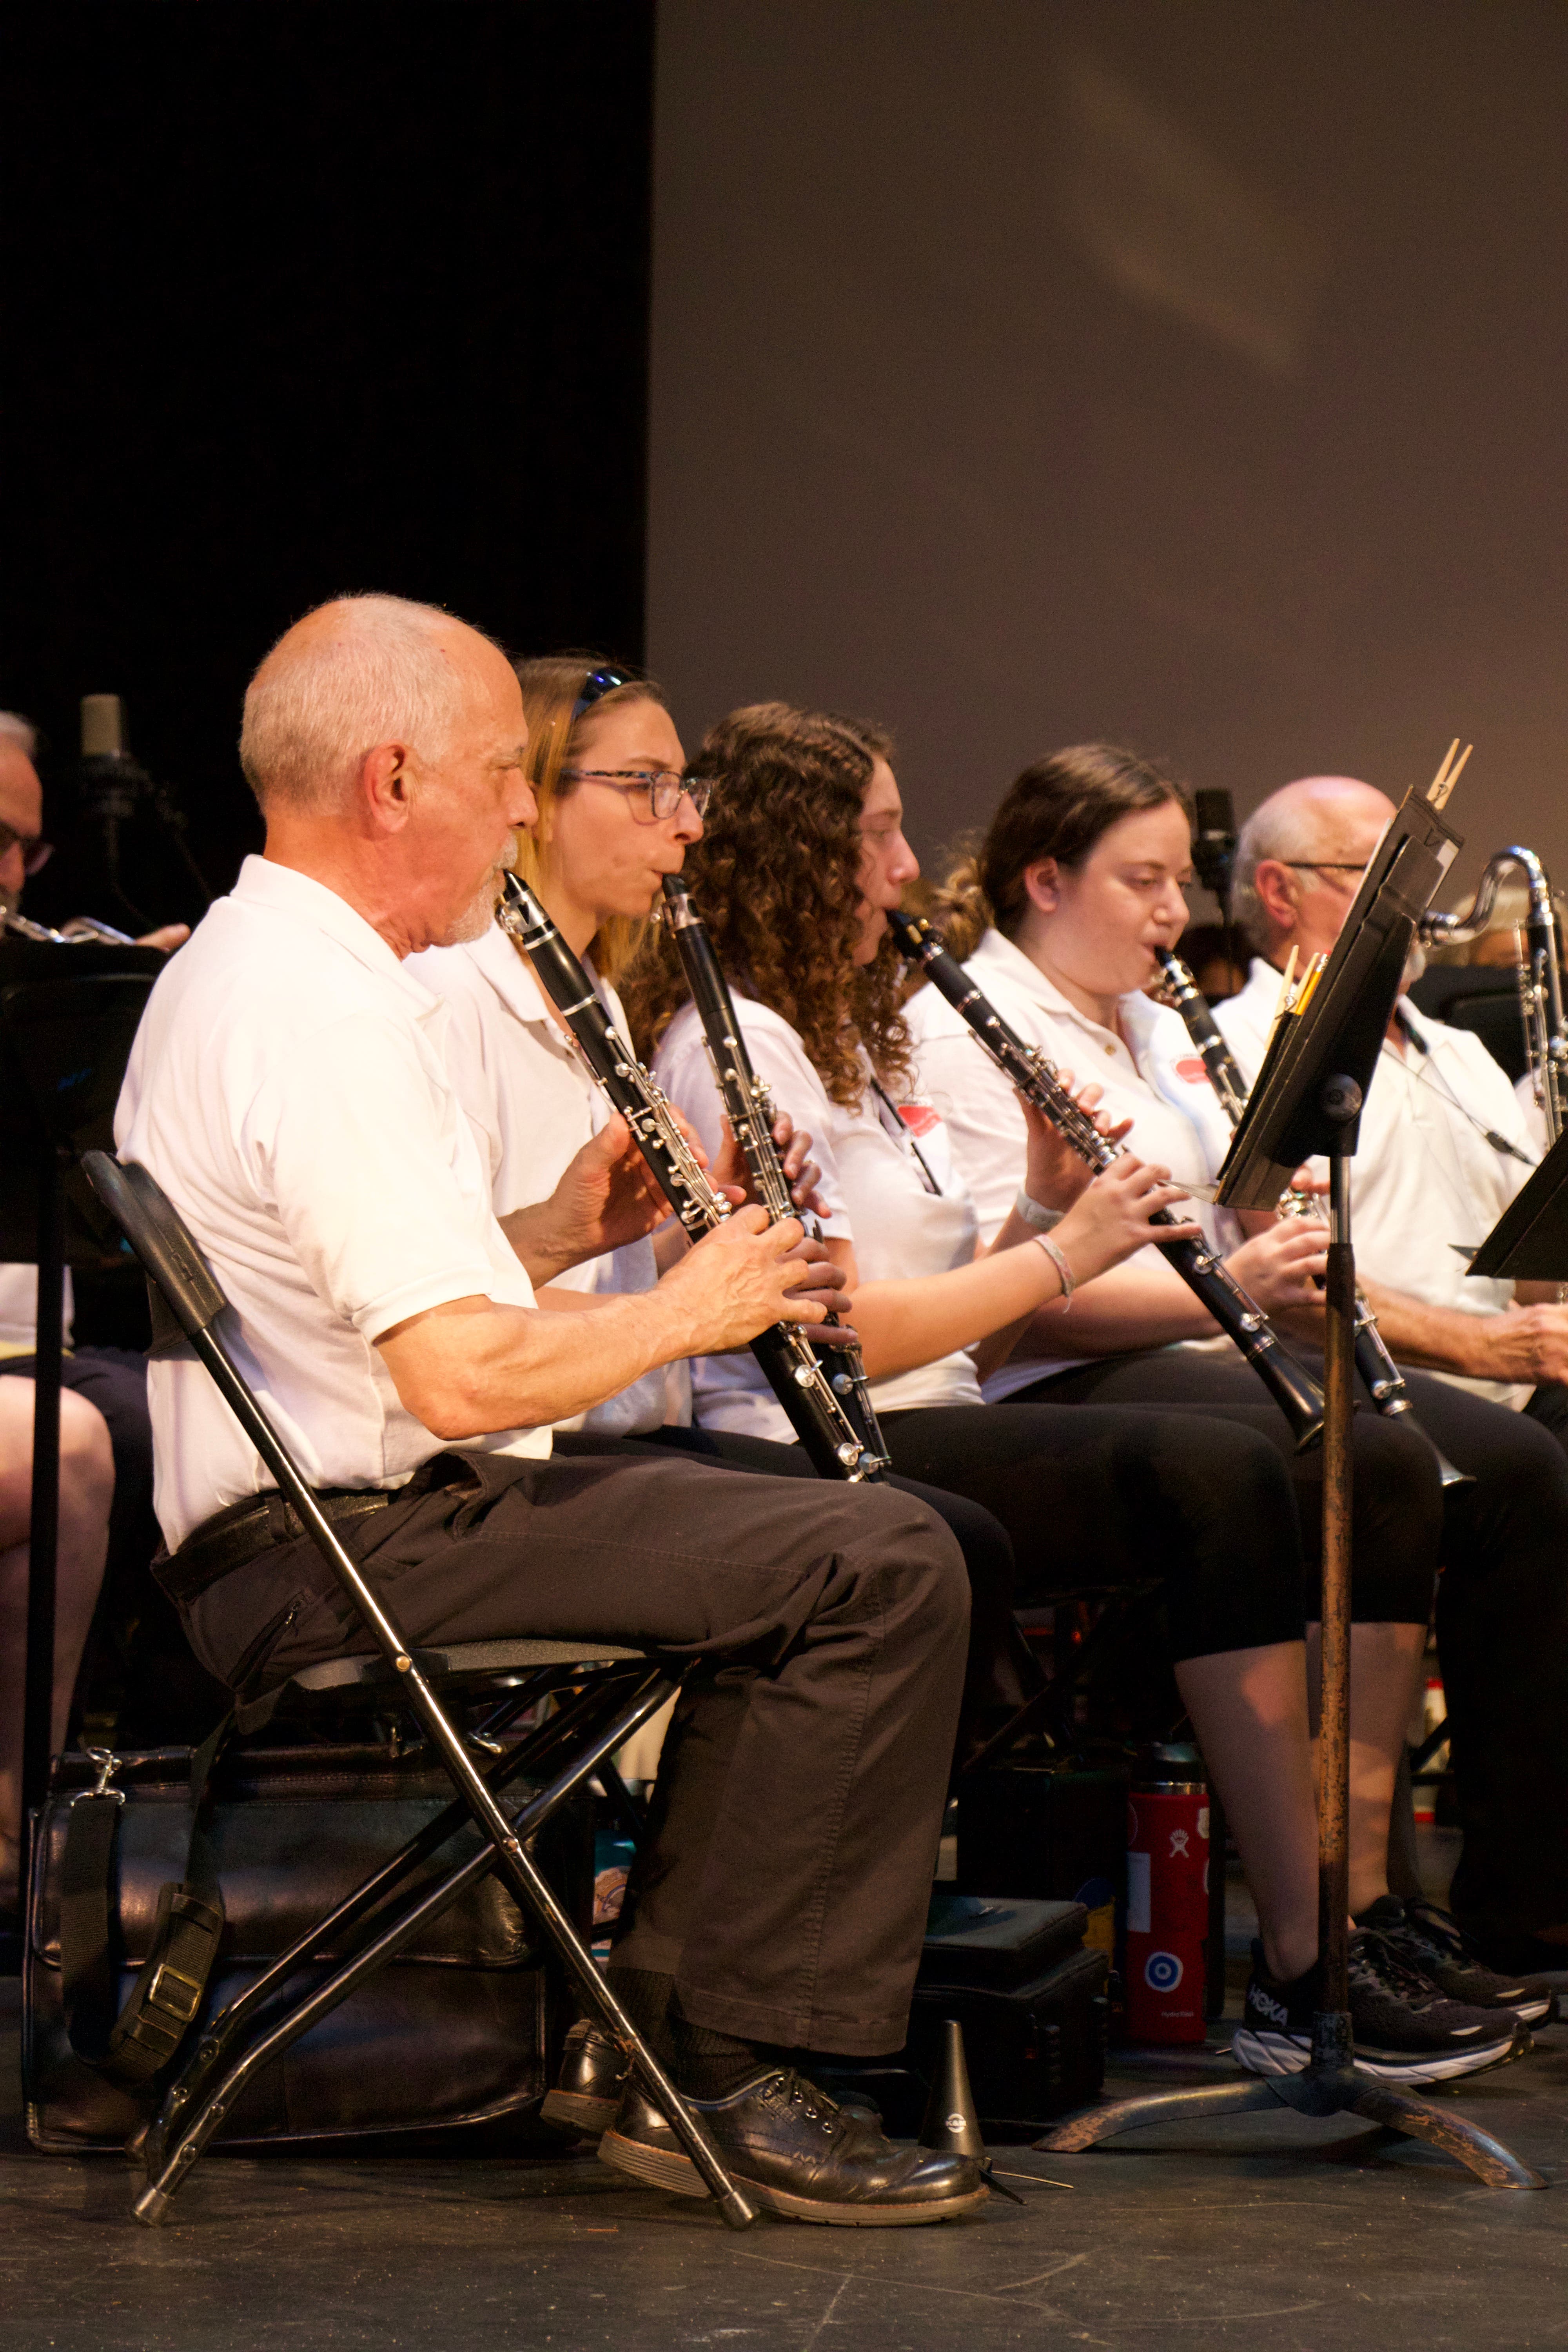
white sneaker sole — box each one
[1232,2024,1524,2086]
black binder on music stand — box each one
[1469,1127,1568,1280]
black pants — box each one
[611,1423,1035,1752]
[1524,1381,1568,1451]
[182,1443,969,2054]
[1023,1349,1568,1936]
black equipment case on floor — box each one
[821,1893,1109,2138]
[25,1740,590,2154]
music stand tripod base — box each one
[1039,2053,1544,2190]
[1049,1065,1544,2192]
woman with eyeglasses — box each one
[625,703,1536,2084]
[413,659,1044,1747]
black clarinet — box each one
[1156,946,1469,1487]
[496,873,875,1480]
[660,875,891,1476]
[890,909,1325,1450]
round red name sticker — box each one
[899,1103,943,1136]
[1173,1057,1209,1085]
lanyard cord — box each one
[867,1076,943,1195]
[1388,1013,1538,1167]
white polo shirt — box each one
[115,856,550,1551]
[655,993,984,1438]
[1215,957,1536,1408]
[0,1265,71,1357]
[904,925,1238,1399]
[412,921,689,1439]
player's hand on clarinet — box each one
[1051,1155,1201,1284]
[656,1206,828,1356]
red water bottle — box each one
[1123,1743,1210,2043]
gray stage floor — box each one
[6,1963,1568,2352]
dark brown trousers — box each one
[181,1443,969,2054]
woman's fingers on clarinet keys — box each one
[778,1230,851,1315]
[1018,1095,1096,1208]
[1058,1157,1199,1277]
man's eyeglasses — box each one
[558,768,713,823]
[0,822,53,877]
[1279,860,1368,884]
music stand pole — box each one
[19,1143,66,1833]
[1040,1066,1543,2187]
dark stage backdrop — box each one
[648,1,1568,913]
[3,3,653,929]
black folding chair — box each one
[80,1151,757,2231]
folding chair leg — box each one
[135,1671,683,2223]
[134,1668,670,2185]
[171,1323,759,2227]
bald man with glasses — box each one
[1211,772,1568,1973]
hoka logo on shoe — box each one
[1252,1988,1290,2027]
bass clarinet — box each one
[1156,946,1468,1487]
[660,873,890,1475]
[889,908,1325,1450]
[496,871,877,1480]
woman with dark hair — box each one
[906,740,1557,2030]
[627,702,1534,2083]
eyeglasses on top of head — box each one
[570,666,636,723]
[0,821,53,876]
[558,768,714,822]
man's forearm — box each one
[377,1288,698,1440]
[1356,1279,1506,1377]
[499,1202,600,1287]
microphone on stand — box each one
[77,694,151,928]
[76,694,214,921]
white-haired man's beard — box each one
[443,857,511,946]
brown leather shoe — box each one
[541,2018,627,2135]
[599,2067,988,2226]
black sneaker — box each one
[1357,1895,1557,2027]
[1233,1934,1529,2085]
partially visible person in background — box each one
[0,709,189,1937]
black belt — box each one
[156,1457,472,1608]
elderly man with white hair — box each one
[1212,773,1568,1973]
[113,593,986,2227]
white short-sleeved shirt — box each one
[411,922,689,1439]
[904,925,1240,1400]
[1216,957,1536,1409]
[0,1265,71,1358]
[115,857,551,1551]
[655,994,984,1439]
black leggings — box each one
[1018,1349,1568,1935]
[1011,1355,1441,1629]
[871,1400,1310,1662]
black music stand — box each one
[1468,1124,1568,1279]
[0,941,162,1880]
[1042,768,1543,2190]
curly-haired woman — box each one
[628,701,1528,2084]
